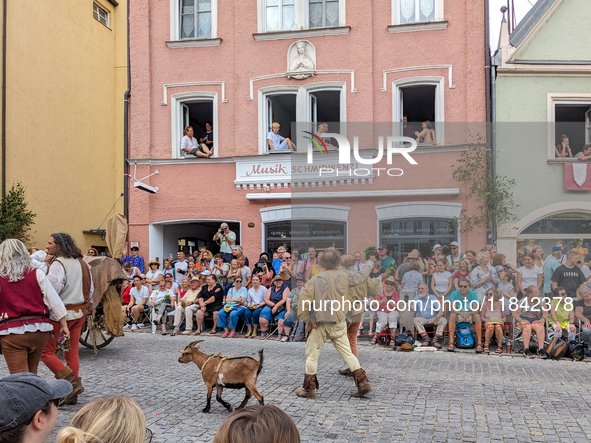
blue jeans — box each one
[260,306,286,322]
[223,282,233,296]
[221,253,233,263]
[217,307,247,330]
[243,307,264,326]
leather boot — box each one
[350,369,372,398]
[55,367,84,406]
[295,374,319,398]
[338,368,353,377]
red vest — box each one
[0,270,50,331]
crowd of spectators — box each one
[112,224,591,358]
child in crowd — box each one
[480,288,505,354]
[497,269,515,340]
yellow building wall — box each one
[2,0,126,250]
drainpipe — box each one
[123,0,130,218]
[484,0,495,244]
[1,0,7,198]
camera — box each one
[256,262,267,268]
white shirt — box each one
[354,262,366,272]
[0,269,68,336]
[47,260,94,321]
[146,270,163,290]
[219,231,236,254]
[151,289,174,304]
[130,286,150,305]
[517,266,543,290]
[582,265,591,280]
[181,135,198,153]
[174,260,188,285]
[247,286,267,306]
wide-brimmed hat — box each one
[432,244,442,251]
[273,275,283,282]
[190,277,201,282]
[407,252,419,259]
[148,259,160,267]
[384,276,396,284]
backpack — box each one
[564,340,587,361]
[395,332,414,347]
[454,323,475,349]
[545,337,568,360]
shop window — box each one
[394,0,442,25]
[553,103,591,158]
[265,220,346,253]
[93,2,110,27]
[380,218,457,264]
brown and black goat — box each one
[178,340,264,413]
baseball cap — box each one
[449,241,459,248]
[378,245,387,250]
[130,246,139,251]
[432,244,442,251]
[552,246,562,252]
[0,372,72,432]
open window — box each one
[172,94,218,159]
[554,104,591,158]
[394,80,443,146]
[309,89,342,149]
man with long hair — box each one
[296,248,374,399]
[0,239,69,374]
[41,233,93,406]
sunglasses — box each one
[450,247,458,249]
[385,282,395,286]
[459,285,469,288]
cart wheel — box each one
[79,325,115,349]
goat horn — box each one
[188,340,204,348]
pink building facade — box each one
[128,0,487,264]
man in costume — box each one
[296,249,374,399]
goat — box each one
[178,340,264,413]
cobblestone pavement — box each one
[3,331,591,443]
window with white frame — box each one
[171,93,218,159]
[265,0,297,32]
[551,101,591,159]
[309,0,339,28]
[394,0,442,25]
[179,0,212,39]
[261,0,343,32]
[261,85,344,153]
[93,2,109,27]
[393,78,444,146]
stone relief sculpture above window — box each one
[287,40,316,79]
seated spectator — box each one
[164,272,179,293]
[174,277,203,336]
[497,269,515,330]
[549,286,576,342]
[370,277,399,346]
[212,253,229,287]
[244,275,268,338]
[431,260,452,301]
[279,252,295,286]
[253,257,274,288]
[453,258,472,290]
[146,259,163,291]
[317,122,336,147]
[471,252,499,304]
[272,246,286,274]
[163,258,174,276]
[186,258,199,280]
[57,397,146,443]
[448,277,483,353]
[197,121,214,158]
[492,253,518,274]
[575,143,591,161]
[267,122,295,151]
[411,283,446,348]
[232,245,249,267]
[555,134,572,158]
[196,250,214,275]
[213,404,300,443]
[414,120,437,145]
[277,289,293,342]
[0,372,72,443]
[446,241,464,271]
[218,278,247,338]
[402,114,415,139]
[150,280,175,335]
[480,288,505,354]
[400,260,423,293]
[122,261,140,282]
[259,276,290,339]
[465,250,477,269]
[512,286,548,358]
[181,125,209,158]
[574,285,591,344]
[196,274,224,335]
[123,275,149,331]
[238,255,253,288]
[224,259,242,295]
